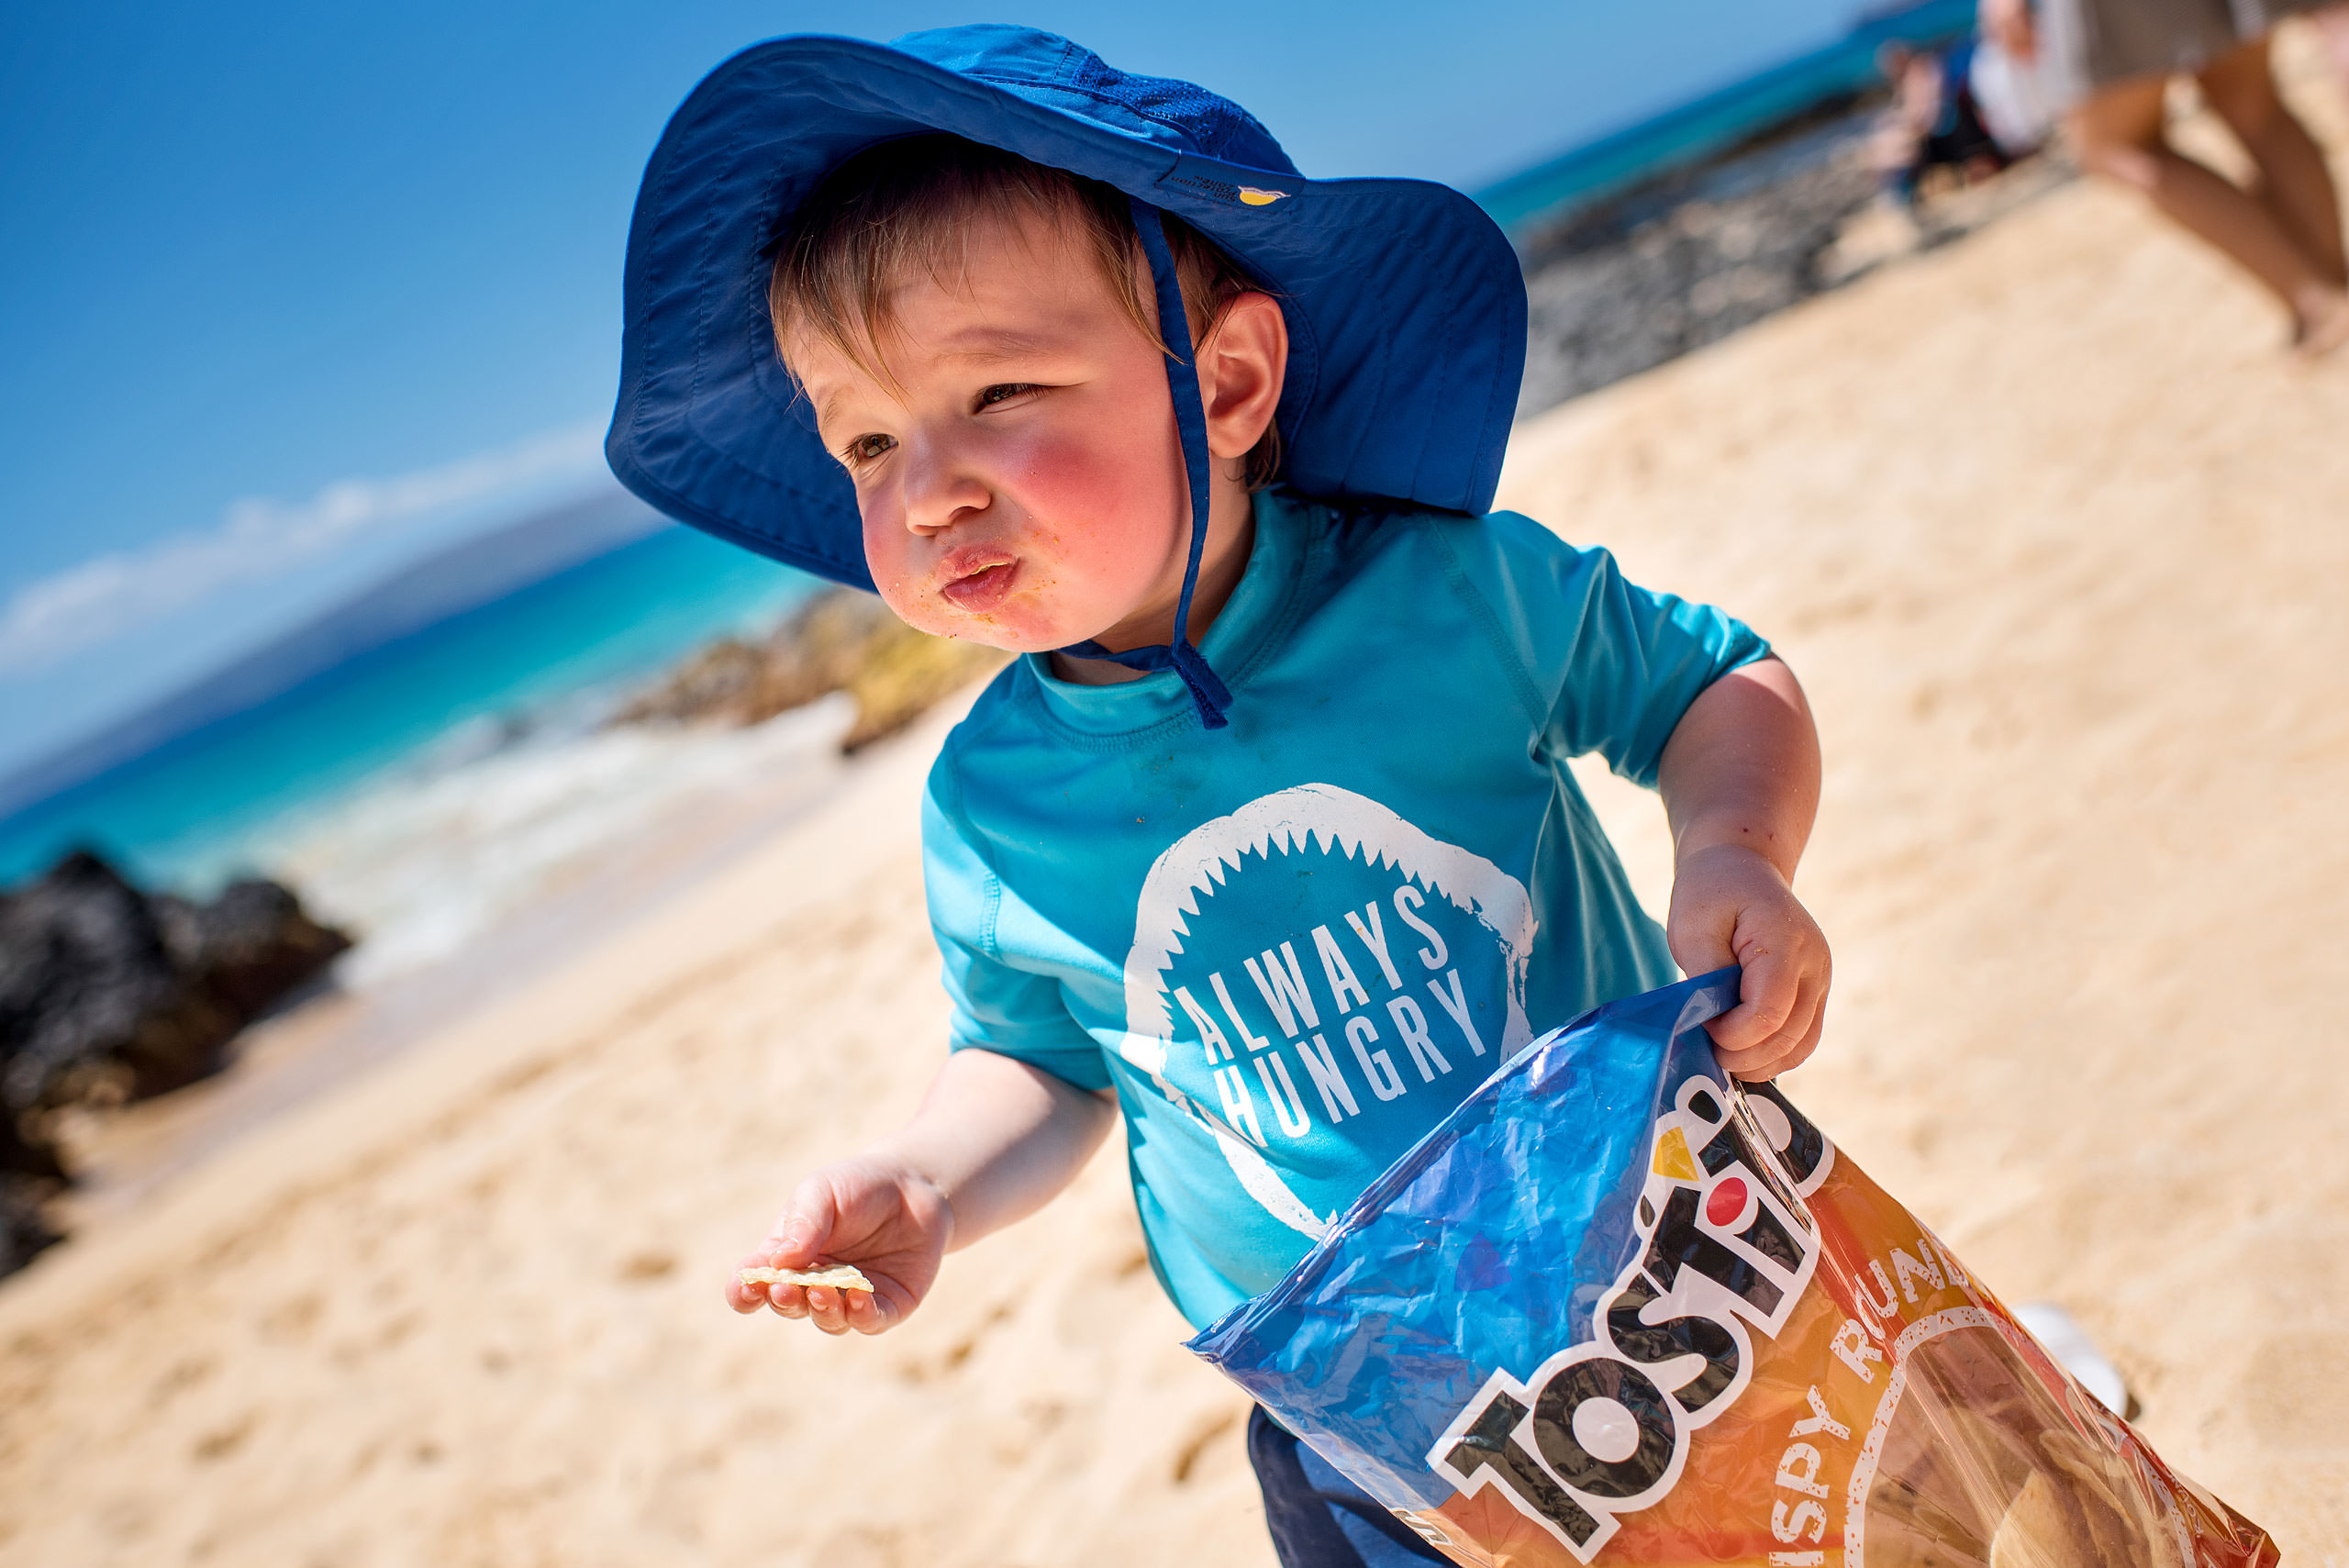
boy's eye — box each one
[975,383,1037,409]
[841,433,896,465]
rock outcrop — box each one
[1515,109,2067,415]
[0,851,351,1276]
[617,590,1008,751]
[0,1107,63,1279]
[1517,116,1886,414]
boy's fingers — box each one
[1712,973,1807,1072]
[1718,973,1825,1080]
[728,1245,784,1311]
[772,1178,841,1268]
[1667,931,1732,982]
[846,1289,894,1335]
[805,1286,852,1335]
[1706,948,1798,1053]
[1730,1005,1824,1083]
[1765,1006,1827,1080]
[758,1280,894,1334]
[1664,903,1736,981]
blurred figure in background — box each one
[1993,0,2349,352]
[1971,1,2061,156]
[1875,39,2025,205]
[2316,5,2349,83]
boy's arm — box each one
[1655,655,1831,1081]
[726,1047,1117,1336]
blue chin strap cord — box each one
[1056,197,1235,730]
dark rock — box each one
[0,849,351,1280]
[0,850,351,1118]
[0,1173,60,1278]
[0,1100,63,1182]
[1514,104,2072,417]
[154,879,350,1025]
[1517,115,1884,415]
[0,851,178,1114]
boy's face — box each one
[785,206,1200,653]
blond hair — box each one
[768,135,1279,486]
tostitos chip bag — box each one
[1187,971,2278,1566]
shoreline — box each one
[35,591,1008,1240]
[43,706,869,1232]
[0,685,966,1322]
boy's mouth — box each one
[939,551,1019,613]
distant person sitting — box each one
[1874,40,2017,205]
[1995,0,2349,354]
[1969,6,2059,157]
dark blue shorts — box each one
[1246,1407,1450,1568]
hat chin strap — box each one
[1055,197,1235,731]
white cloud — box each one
[0,423,607,674]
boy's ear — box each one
[1199,292,1288,463]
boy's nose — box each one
[897,437,992,535]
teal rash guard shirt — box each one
[921,489,1770,1329]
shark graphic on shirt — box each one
[1118,783,1537,1237]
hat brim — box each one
[607,34,1526,590]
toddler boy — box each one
[608,26,1830,1566]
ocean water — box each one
[269,693,856,987]
[0,525,825,944]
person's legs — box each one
[1246,1407,1451,1568]
[2195,36,2347,287]
[2067,67,2349,344]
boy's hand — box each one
[723,1047,1115,1339]
[726,1153,953,1336]
[1655,657,1829,1082]
[1665,841,1830,1082]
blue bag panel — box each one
[1188,971,1742,1509]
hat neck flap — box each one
[1055,197,1234,731]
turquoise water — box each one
[0,526,819,890]
[1473,0,1976,235]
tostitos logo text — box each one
[1427,1077,1832,1562]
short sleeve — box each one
[1433,512,1771,789]
[922,773,1116,1093]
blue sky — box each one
[0,0,1860,780]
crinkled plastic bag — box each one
[1188,971,2278,1566]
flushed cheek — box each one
[999,420,1156,517]
[856,417,1180,649]
[993,431,1179,608]
[858,516,932,627]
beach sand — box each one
[6,47,2348,1565]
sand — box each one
[6,50,2349,1566]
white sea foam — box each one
[254,696,855,989]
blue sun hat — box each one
[607,24,1527,729]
